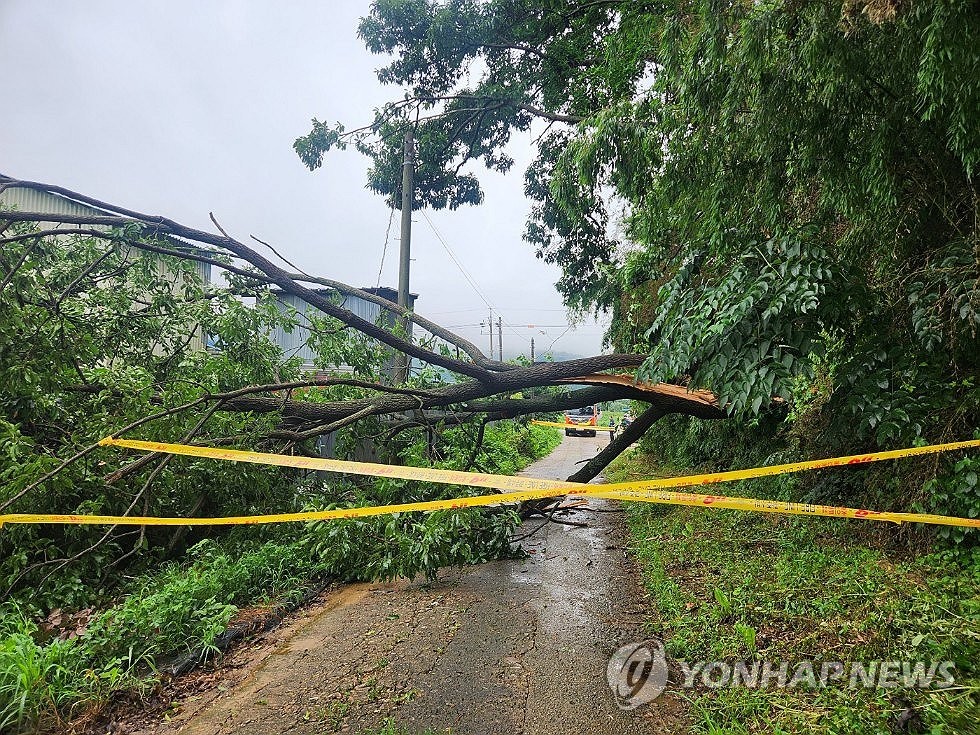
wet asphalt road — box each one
[133,436,681,735]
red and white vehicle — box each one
[563,405,600,437]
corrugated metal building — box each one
[0,182,211,350]
[270,287,418,372]
[0,185,112,226]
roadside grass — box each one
[607,449,980,735]
[0,536,325,732]
[603,410,625,424]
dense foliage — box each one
[0,419,558,732]
[312,0,980,532]
[0,227,296,610]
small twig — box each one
[463,417,489,471]
[250,233,311,279]
[53,248,116,308]
[0,240,35,291]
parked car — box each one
[564,405,600,437]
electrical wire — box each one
[420,210,495,310]
[545,324,572,352]
[419,211,606,354]
[420,211,530,345]
[376,205,396,288]
[425,308,489,315]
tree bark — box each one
[565,405,666,483]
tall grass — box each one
[0,539,323,732]
[0,614,85,732]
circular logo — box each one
[606,639,668,709]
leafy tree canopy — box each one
[298,0,979,448]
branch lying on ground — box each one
[0,394,210,513]
[0,178,725,432]
[515,405,669,523]
[221,356,650,424]
[463,418,490,471]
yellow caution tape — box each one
[583,490,979,528]
[0,437,977,529]
[531,420,615,431]
[0,490,568,527]
[101,438,578,493]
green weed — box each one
[0,538,325,731]
[610,448,980,734]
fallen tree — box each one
[0,176,724,484]
[0,174,733,604]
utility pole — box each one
[530,337,535,362]
[497,316,503,362]
[394,129,414,383]
[487,309,494,356]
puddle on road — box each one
[508,500,619,638]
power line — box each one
[546,325,572,352]
[420,210,494,310]
[425,308,488,315]
[420,211,527,346]
[445,323,577,329]
[376,205,396,288]
[427,307,572,316]
[418,213,609,353]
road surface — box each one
[131,436,682,734]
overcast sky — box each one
[0,0,609,358]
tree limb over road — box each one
[0,175,723,488]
